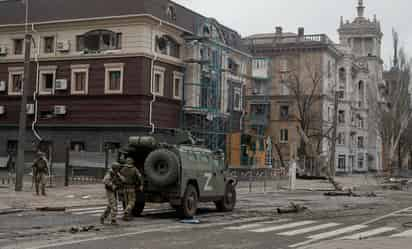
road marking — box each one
[195,217,273,229]
[68,206,113,212]
[21,225,184,249]
[391,229,412,237]
[225,219,290,230]
[290,225,368,248]
[73,209,114,215]
[277,223,341,236]
[250,221,316,233]
[362,206,412,225]
[340,227,396,240]
[17,217,273,249]
[308,225,368,240]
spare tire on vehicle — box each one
[144,149,179,187]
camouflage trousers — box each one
[102,190,118,221]
[34,173,47,196]
[123,187,136,217]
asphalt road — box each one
[1,191,412,249]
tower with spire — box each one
[338,0,383,59]
[335,1,385,173]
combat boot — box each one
[110,219,119,226]
[41,186,46,196]
[100,216,105,225]
[122,214,132,221]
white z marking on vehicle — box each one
[204,173,213,191]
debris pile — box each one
[277,202,308,214]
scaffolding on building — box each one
[182,18,247,152]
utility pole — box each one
[15,1,31,191]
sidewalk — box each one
[296,174,381,191]
[0,174,384,212]
[299,237,412,249]
[237,174,382,193]
[0,181,106,211]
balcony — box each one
[248,113,270,127]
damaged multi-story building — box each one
[0,0,249,162]
[241,0,384,173]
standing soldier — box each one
[100,162,123,225]
[120,157,143,221]
[32,151,49,196]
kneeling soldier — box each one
[100,162,123,225]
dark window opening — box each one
[76,30,121,52]
[174,78,181,98]
[154,73,161,94]
[43,73,54,90]
[44,36,55,53]
[109,71,121,91]
[228,58,239,74]
[156,35,180,58]
[358,137,365,149]
[6,140,18,154]
[339,67,346,89]
[280,105,289,120]
[280,129,288,143]
[338,155,346,169]
[234,90,241,110]
[74,72,86,92]
[11,74,22,93]
[14,39,23,55]
[338,110,345,124]
[203,25,210,36]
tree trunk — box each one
[328,90,339,178]
[274,143,287,169]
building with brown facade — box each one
[0,0,249,162]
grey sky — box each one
[175,0,410,69]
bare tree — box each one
[281,52,334,176]
[370,31,411,176]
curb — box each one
[0,208,26,215]
[34,203,107,212]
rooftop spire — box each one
[357,0,365,18]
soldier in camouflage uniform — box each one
[100,162,124,225]
[120,157,143,221]
[32,151,49,196]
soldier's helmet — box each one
[111,162,122,171]
[126,157,134,165]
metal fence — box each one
[228,168,290,193]
[65,151,116,185]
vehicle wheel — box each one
[144,149,179,187]
[215,183,236,212]
[178,184,198,218]
[132,191,145,217]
